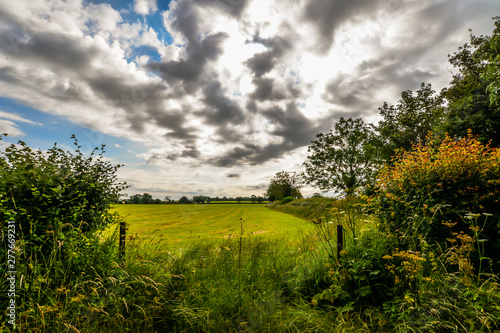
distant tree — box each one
[376,83,444,164]
[140,193,154,204]
[257,196,265,203]
[236,196,243,203]
[265,171,302,201]
[251,194,257,203]
[311,193,323,198]
[303,117,378,196]
[164,196,171,203]
[179,196,192,204]
[193,195,206,204]
[154,198,162,204]
[129,194,142,204]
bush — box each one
[281,196,294,204]
[372,131,500,273]
[0,135,127,271]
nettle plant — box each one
[373,131,500,274]
[0,135,127,270]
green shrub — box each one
[0,135,127,258]
[281,196,294,204]
[372,132,500,273]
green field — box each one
[111,204,313,247]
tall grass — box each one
[2,203,499,332]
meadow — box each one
[111,203,313,247]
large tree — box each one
[303,117,378,196]
[265,171,302,201]
[376,83,444,164]
[441,16,500,147]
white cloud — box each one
[0,119,24,136]
[0,110,40,125]
[134,0,157,15]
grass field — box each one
[111,203,313,247]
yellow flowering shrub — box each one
[373,131,500,273]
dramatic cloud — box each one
[0,0,498,197]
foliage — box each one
[281,196,294,204]
[0,135,127,260]
[193,195,209,204]
[266,197,338,221]
[178,195,193,204]
[483,16,500,106]
[373,132,500,273]
[265,170,303,201]
[376,83,444,164]
[311,228,394,309]
[441,16,500,147]
[303,117,379,196]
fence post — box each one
[119,221,126,260]
[337,224,343,260]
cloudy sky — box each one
[0,0,499,199]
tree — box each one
[140,193,154,204]
[129,193,142,204]
[441,16,500,147]
[483,16,500,106]
[179,196,192,204]
[376,83,444,164]
[193,195,208,204]
[265,171,302,201]
[251,194,257,203]
[303,117,378,196]
[235,196,243,203]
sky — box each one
[0,0,499,200]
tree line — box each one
[267,16,500,200]
[120,193,267,204]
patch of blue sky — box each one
[83,0,173,46]
[127,45,162,63]
[0,97,145,164]
[146,12,174,45]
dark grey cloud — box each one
[249,77,287,101]
[225,172,241,178]
[245,35,291,77]
[244,184,267,191]
[147,0,228,87]
[202,81,245,125]
[206,103,334,167]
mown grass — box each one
[110,204,312,248]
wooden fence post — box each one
[337,224,343,260]
[119,221,126,259]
